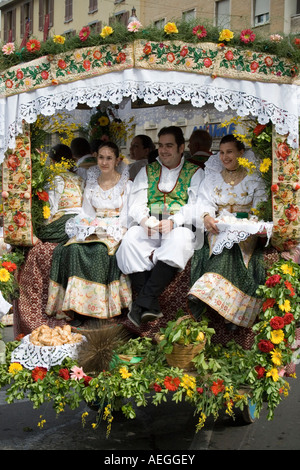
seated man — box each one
[116,126,204,327]
[187,129,212,169]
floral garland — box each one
[1,19,300,71]
[0,259,298,434]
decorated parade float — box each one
[0,18,300,434]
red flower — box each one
[271,184,279,193]
[211,379,225,396]
[26,39,41,52]
[276,142,291,161]
[240,29,256,44]
[2,261,17,272]
[270,316,285,330]
[59,368,70,380]
[203,58,212,68]
[225,50,234,61]
[258,339,274,353]
[37,190,49,202]
[284,280,295,297]
[254,365,265,379]
[79,26,90,42]
[143,43,152,55]
[116,52,126,64]
[152,382,162,392]
[262,298,276,312]
[283,313,294,325]
[84,375,93,386]
[265,274,282,287]
[196,387,204,394]
[192,25,207,39]
[167,52,175,63]
[5,79,13,89]
[13,211,27,228]
[32,366,47,382]
[83,59,91,71]
[285,204,299,222]
[164,376,180,391]
[294,38,300,47]
[58,59,67,69]
[16,69,24,80]
[253,124,266,136]
[180,46,188,57]
[264,56,273,67]
[250,61,259,72]
[41,70,49,80]
[7,154,20,171]
[93,50,102,60]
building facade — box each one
[1,0,300,44]
[0,0,141,43]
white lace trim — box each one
[10,334,85,370]
[0,70,298,162]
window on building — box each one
[20,1,33,37]
[88,20,102,33]
[296,0,300,14]
[182,9,196,22]
[154,19,165,30]
[39,0,54,31]
[215,0,230,29]
[110,10,129,26]
[65,0,73,23]
[89,0,98,14]
[254,0,270,26]
[3,8,16,42]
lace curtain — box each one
[0,69,298,162]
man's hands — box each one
[141,217,174,236]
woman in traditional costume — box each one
[188,134,267,330]
[45,141,132,326]
[15,144,84,336]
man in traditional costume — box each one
[187,129,213,169]
[116,126,204,327]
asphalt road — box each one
[1,326,299,452]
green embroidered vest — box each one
[147,160,199,216]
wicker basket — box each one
[165,340,206,371]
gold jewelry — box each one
[98,172,120,199]
[222,166,247,186]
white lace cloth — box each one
[0,69,299,162]
[212,212,273,255]
[10,334,85,370]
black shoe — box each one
[128,303,143,328]
[141,310,163,323]
[225,321,238,331]
[187,294,201,321]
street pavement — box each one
[1,326,299,451]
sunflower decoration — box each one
[89,109,111,141]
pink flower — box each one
[127,20,142,32]
[70,366,86,380]
[240,29,256,44]
[79,26,90,42]
[2,42,15,55]
[192,25,207,39]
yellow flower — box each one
[219,29,234,42]
[278,299,291,313]
[53,35,65,44]
[0,268,10,282]
[259,158,272,173]
[98,116,110,126]
[270,348,282,366]
[196,331,205,342]
[119,366,132,379]
[238,157,256,174]
[281,264,295,276]
[100,26,114,38]
[266,367,279,382]
[8,362,23,375]
[180,374,196,391]
[164,22,178,34]
[270,329,284,344]
[196,411,206,432]
[43,205,51,219]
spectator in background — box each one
[187,129,212,169]
[71,137,96,180]
[129,134,156,180]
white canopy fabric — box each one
[0,68,298,162]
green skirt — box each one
[189,236,266,328]
[38,214,76,244]
[46,240,132,320]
